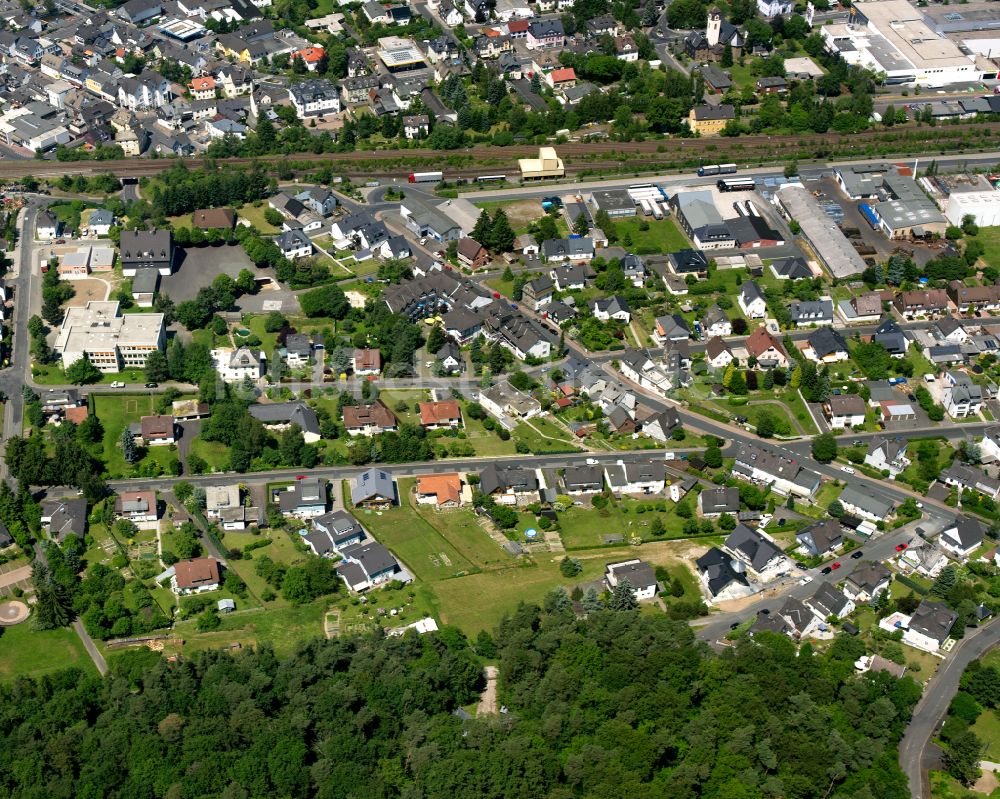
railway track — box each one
[0,121,996,181]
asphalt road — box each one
[898,620,1000,799]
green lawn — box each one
[237,203,281,234]
[463,414,517,457]
[187,438,230,472]
[30,365,148,386]
[972,709,1000,761]
[349,480,478,580]
[556,495,703,549]
[611,217,690,254]
[513,420,580,454]
[975,226,1000,267]
[411,499,516,571]
[377,389,430,426]
[94,394,180,477]
[0,622,97,681]
[166,601,327,658]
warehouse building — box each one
[772,184,866,278]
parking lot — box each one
[160,245,300,314]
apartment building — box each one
[55,301,165,372]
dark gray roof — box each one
[796,519,842,555]
[696,547,750,596]
[562,464,603,490]
[42,497,87,542]
[479,463,538,495]
[809,582,852,618]
[700,486,740,514]
[249,402,319,436]
[946,515,986,549]
[342,540,398,578]
[808,327,848,358]
[908,599,957,643]
[608,560,657,590]
[351,468,396,505]
[725,524,783,571]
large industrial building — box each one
[772,184,867,278]
[821,0,989,87]
[519,147,564,180]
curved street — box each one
[899,621,1000,799]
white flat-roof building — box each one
[822,0,979,87]
[946,185,1000,228]
[55,301,165,372]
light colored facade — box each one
[55,301,165,373]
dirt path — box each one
[477,665,498,716]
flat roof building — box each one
[55,301,165,373]
[822,0,979,87]
[519,147,564,180]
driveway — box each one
[176,419,200,473]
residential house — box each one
[456,237,489,269]
[171,557,221,595]
[192,208,236,230]
[698,486,740,518]
[248,402,321,443]
[738,281,767,318]
[41,497,87,543]
[837,291,884,323]
[940,515,986,560]
[277,477,327,518]
[839,485,895,523]
[604,461,666,496]
[288,78,341,117]
[304,510,367,557]
[138,415,175,446]
[351,468,397,509]
[561,464,604,494]
[982,426,1000,462]
[337,541,407,591]
[522,276,554,311]
[687,103,735,136]
[872,316,909,356]
[526,18,564,49]
[806,582,855,620]
[733,441,820,498]
[903,599,957,652]
[640,409,681,442]
[900,538,949,578]
[480,380,542,420]
[769,256,813,281]
[796,519,843,558]
[723,523,788,581]
[205,484,258,531]
[283,334,312,367]
[415,473,463,508]
[479,463,539,504]
[515,233,540,257]
[706,337,735,370]
[824,394,867,429]
[745,326,789,369]
[940,462,1000,500]
[653,314,691,344]
[700,304,731,338]
[114,490,158,527]
[620,253,646,287]
[864,436,909,476]
[402,113,429,139]
[212,347,264,383]
[435,341,464,375]
[295,186,337,217]
[843,561,892,603]
[804,327,849,364]
[418,400,462,430]
[352,348,382,376]
[933,318,969,345]
[668,249,709,275]
[605,559,658,601]
[275,229,313,260]
[894,289,949,318]
[590,295,631,323]
[788,299,834,328]
[943,371,984,419]
[342,400,398,437]
[119,229,174,276]
[949,280,1000,315]
[542,237,594,263]
[696,547,754,603]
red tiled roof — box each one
[174,558,220,590]
[550,67,576,83]
[418,400,461,426]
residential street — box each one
[899,621,1000,799]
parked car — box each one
[831,562,842,570]
[840,466,855,474]
[145,382,158,388]
[110,381,124,388]
[795,562,808,571]
[851,550,864,559]
[585,458,599,465]
[799,575,813,585]
[821,566,833,575]
[895,543,908,552]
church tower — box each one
[706,7,722,47]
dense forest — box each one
[0,605,919,798]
